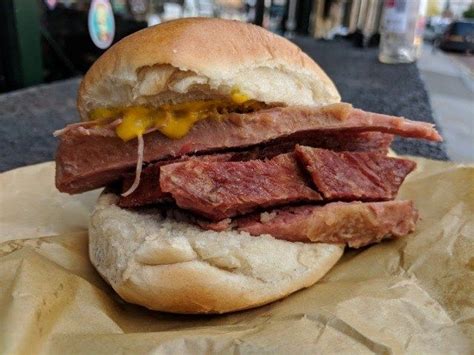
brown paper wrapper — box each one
[0,158,472,354]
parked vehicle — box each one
[439,20,474,53]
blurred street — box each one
[418,44,474,162]
[448,53,474,74]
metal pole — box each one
[286,0,297,37]
[254,0,265,26]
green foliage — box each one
[463,5,474,18]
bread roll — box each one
[78,17,340,120]
[89,193,344,314]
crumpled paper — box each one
[0,157,472,354]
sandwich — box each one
[54,18,442,314]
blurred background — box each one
[0,0,473,162]
[1,0,473,92]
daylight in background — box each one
[1,0,473,161]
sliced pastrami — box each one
[56,103,440,193]
[118,133,393,207]
[236,200,418,248]
[294,146,416,201]
[160,153,322,221]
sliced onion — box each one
[53,121,95,137]
[53,118,123,137]
[121,134,144,197]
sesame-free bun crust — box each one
[89,193,344,314]
[78,17,340,120]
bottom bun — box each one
[89,192,344,314]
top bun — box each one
[78,17,340,120]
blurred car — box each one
[439,20,474,54]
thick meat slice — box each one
[160,154,322,220]
[56,103,440,193]
[119,146,416,213]
[118,160,171,207]
[118,132,393,207]
[123,146,415,211]
[226,131,394,160]
[295,146,416,201]
[236,200,418,248]
[118,153,235,207]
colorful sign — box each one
[88,0,115,50]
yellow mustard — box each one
[231,88,250,104]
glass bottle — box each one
[379,0,427,64]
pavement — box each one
[448,52,474,75]
[418,44,474,162]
